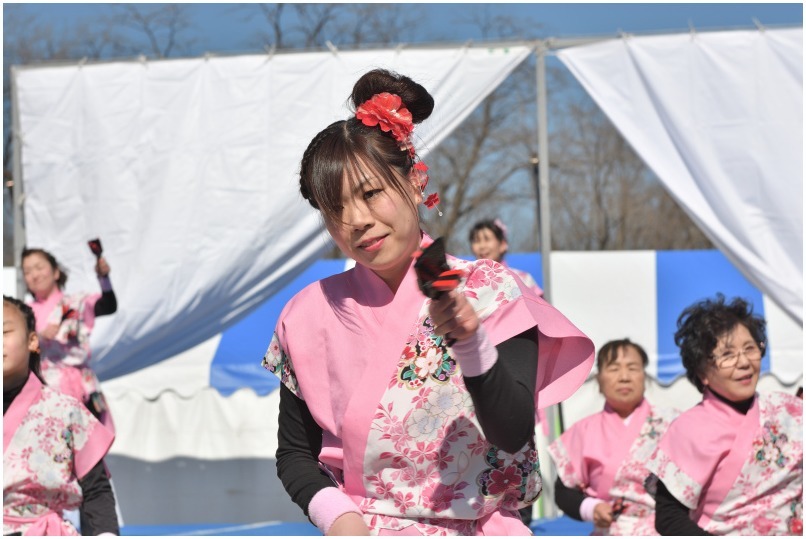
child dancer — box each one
[21,247,117,431]
[3,296,118,535]
[262,69,594,535]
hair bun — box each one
[351,69,434,125]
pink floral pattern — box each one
[358,258,539,531]
[550,404,678,536]
[262,334,300,397]
[648,392,802,535]
[3,384,103,536]
[608,407,679,535]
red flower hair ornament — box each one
[355,92,413,143]
[356,92,442,214]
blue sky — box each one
[8,3,803,56]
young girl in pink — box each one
[3,296,118,536]
[21,248,117,432]
[548,339,678,535]
[469,218,543,297]
[646,295,802,535]
[261,69,595,535]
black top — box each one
[275,328,539,518]
[653,388,753,536]
[554,476,586,520]
[94,289,117,317]
[3,380,119,535]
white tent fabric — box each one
[15,45,531,379]
[557,28,803,325]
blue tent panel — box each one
[655,250,767,384]
[210,260,348,396]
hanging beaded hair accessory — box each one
[356,92,442,215]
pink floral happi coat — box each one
[549,400,678,536]
[647,391,802,535]
[33,292,103,405]
[263,244,594,535]
[3,372,114,536]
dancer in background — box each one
[548,339,678,535]
[469,218,543,297]
[261,68,594,535]
[3,296,118,536]
[21,247,117,431]
[646,295,802,535]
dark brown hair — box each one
[469,219,507,254]
[21,247,67,291]
[299,69,434,223]
[3,295,43,382]
[596,338,649,371]
[674,294,766,393]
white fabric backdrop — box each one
[15,45,531,379]
[558,28,803,324]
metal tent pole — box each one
[11,65,27,298]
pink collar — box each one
[29,288,64,332]
[3,372,42,453]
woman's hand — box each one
[428,289,479,341]
[593,502,614,528]
[40,324,60,340]
[327,512,370,536]
[95,257,110,277]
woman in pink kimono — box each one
[261,69,595,536]
[469,219,543,297]
[547,339,678,535]
[21,248,117,431]
[646,295,802,535]
[3,296,118,536]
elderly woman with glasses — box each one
[646,295,802,536]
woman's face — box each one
[701,323,761,402]
[324,164,422,289]
[3,303,37,390]
[470,228,507,263]
[597,345,646,417]
[22,252,60,299]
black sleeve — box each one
[78,459,119,535]
[554,476,586,521]
[462,328,538,453]
[275,384,338,516]
[93,290,117,317]
[654,480,711,536]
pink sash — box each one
[3,512,78,536]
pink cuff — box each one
[308,486,363,534]
[579,496,607,522]
[450,324,498,377]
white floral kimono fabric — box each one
[263,242,594,536]
[646,390,803,535]
[3,372,114,536]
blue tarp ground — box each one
[121,516,593,535]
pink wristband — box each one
[308,486,363,534]
[580,496,607,522]
[450,324,498,377]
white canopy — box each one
[15,44,532,379]
[558,27,803,325]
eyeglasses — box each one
[712,343,764,370]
